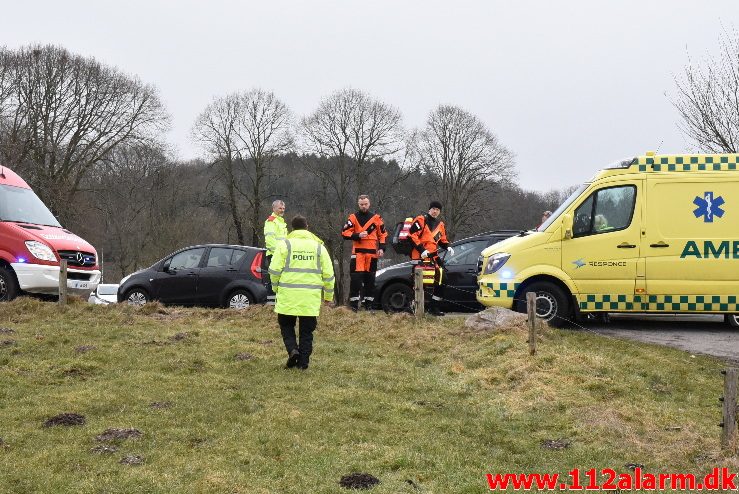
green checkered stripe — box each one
[635,154,739,172]
[578,294,739,312]
[480,282,520,299]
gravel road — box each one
[580,314,739,363]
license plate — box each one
[67,280,90,290]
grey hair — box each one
[272,199,285,209]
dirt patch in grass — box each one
[75,345,96,354]
[43,413,85,427]
[149,401,172,410]
[541,439,571,450]
[413,400,444,409]
[90,445,118,454]
[625,462,645,470]
[140,339,169,346]
[259,339,274,345]
[169,332,193,342]
[96,428,142,442]
[0,340,16,347]
[0,328,15,334]
[339,473,380,490]
[62,367,91,379]
[234,352,254,361]
[119,454,144,465]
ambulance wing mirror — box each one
[562,213,573,240]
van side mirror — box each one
[562,213,573,240]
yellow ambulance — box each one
[477,152,739,327]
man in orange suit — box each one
[341,194,387,311]
[408,200,453,316]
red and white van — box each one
[0,166,100,301]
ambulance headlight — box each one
[484,253,510,274]
[25,241,57,262]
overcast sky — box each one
[2,0,737,192]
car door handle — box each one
[226,268,238,272]
[650,242,670,248]
[465,268,476,273]
[617,243,637,249]
[187,272,198,276]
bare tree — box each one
[672,30,739,153]
[300,88,404,302]
[409,105,515,237]
[192,94,247,244]
[193,89,293,246]
[0,44,169,220]
[236,89,293,245]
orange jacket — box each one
[408,214,449,261]
[341,211,387,256]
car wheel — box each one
[0,266,19,302]
[226,289,253,310]
[725,314,739,328]
[381,282,413,313]
[125,288,150,306]
[519,281,572,328]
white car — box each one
[88,284,119,304]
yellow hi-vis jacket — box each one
[264,214,288,256]
[269,229,335,316]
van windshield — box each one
[0,184,61,227]
[537,184,589,232]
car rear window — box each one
[206,248,248,267]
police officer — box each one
[269,215,334,370]
[263,199,288,302]
[408,201,453,316]
[342,194,387,311]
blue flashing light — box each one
[500,269,513,279]
[17,257,27,263]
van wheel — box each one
[725,314,739,328]
[381,283,413,313]
[0,267,19,302]
[226,289,253,310]
[519,282,572,328]
[125,288,149,306]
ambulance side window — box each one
[573,185,636,237]
[573,195,594,236]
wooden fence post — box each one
[526,292,537,355]
[58,259,68,306]
[414,267,424,318]
[721,367,738,453]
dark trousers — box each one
[278,314,317,367]
[264,255,275,298]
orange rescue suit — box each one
[408,213,449,262]
[342,211,387,272]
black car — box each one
[117,244,268,308]
[374,231,520,313]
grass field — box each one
[0,298,736,493]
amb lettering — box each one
[680,240,739,259]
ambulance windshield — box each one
[0,184,62,227]
[537,184,588,232]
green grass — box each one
[0,298,736,493]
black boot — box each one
[285,349,301,369]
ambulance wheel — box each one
[0,266,19,302]
[381,283,413,313]
[725,314,739,328]
[520,281,572,328]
